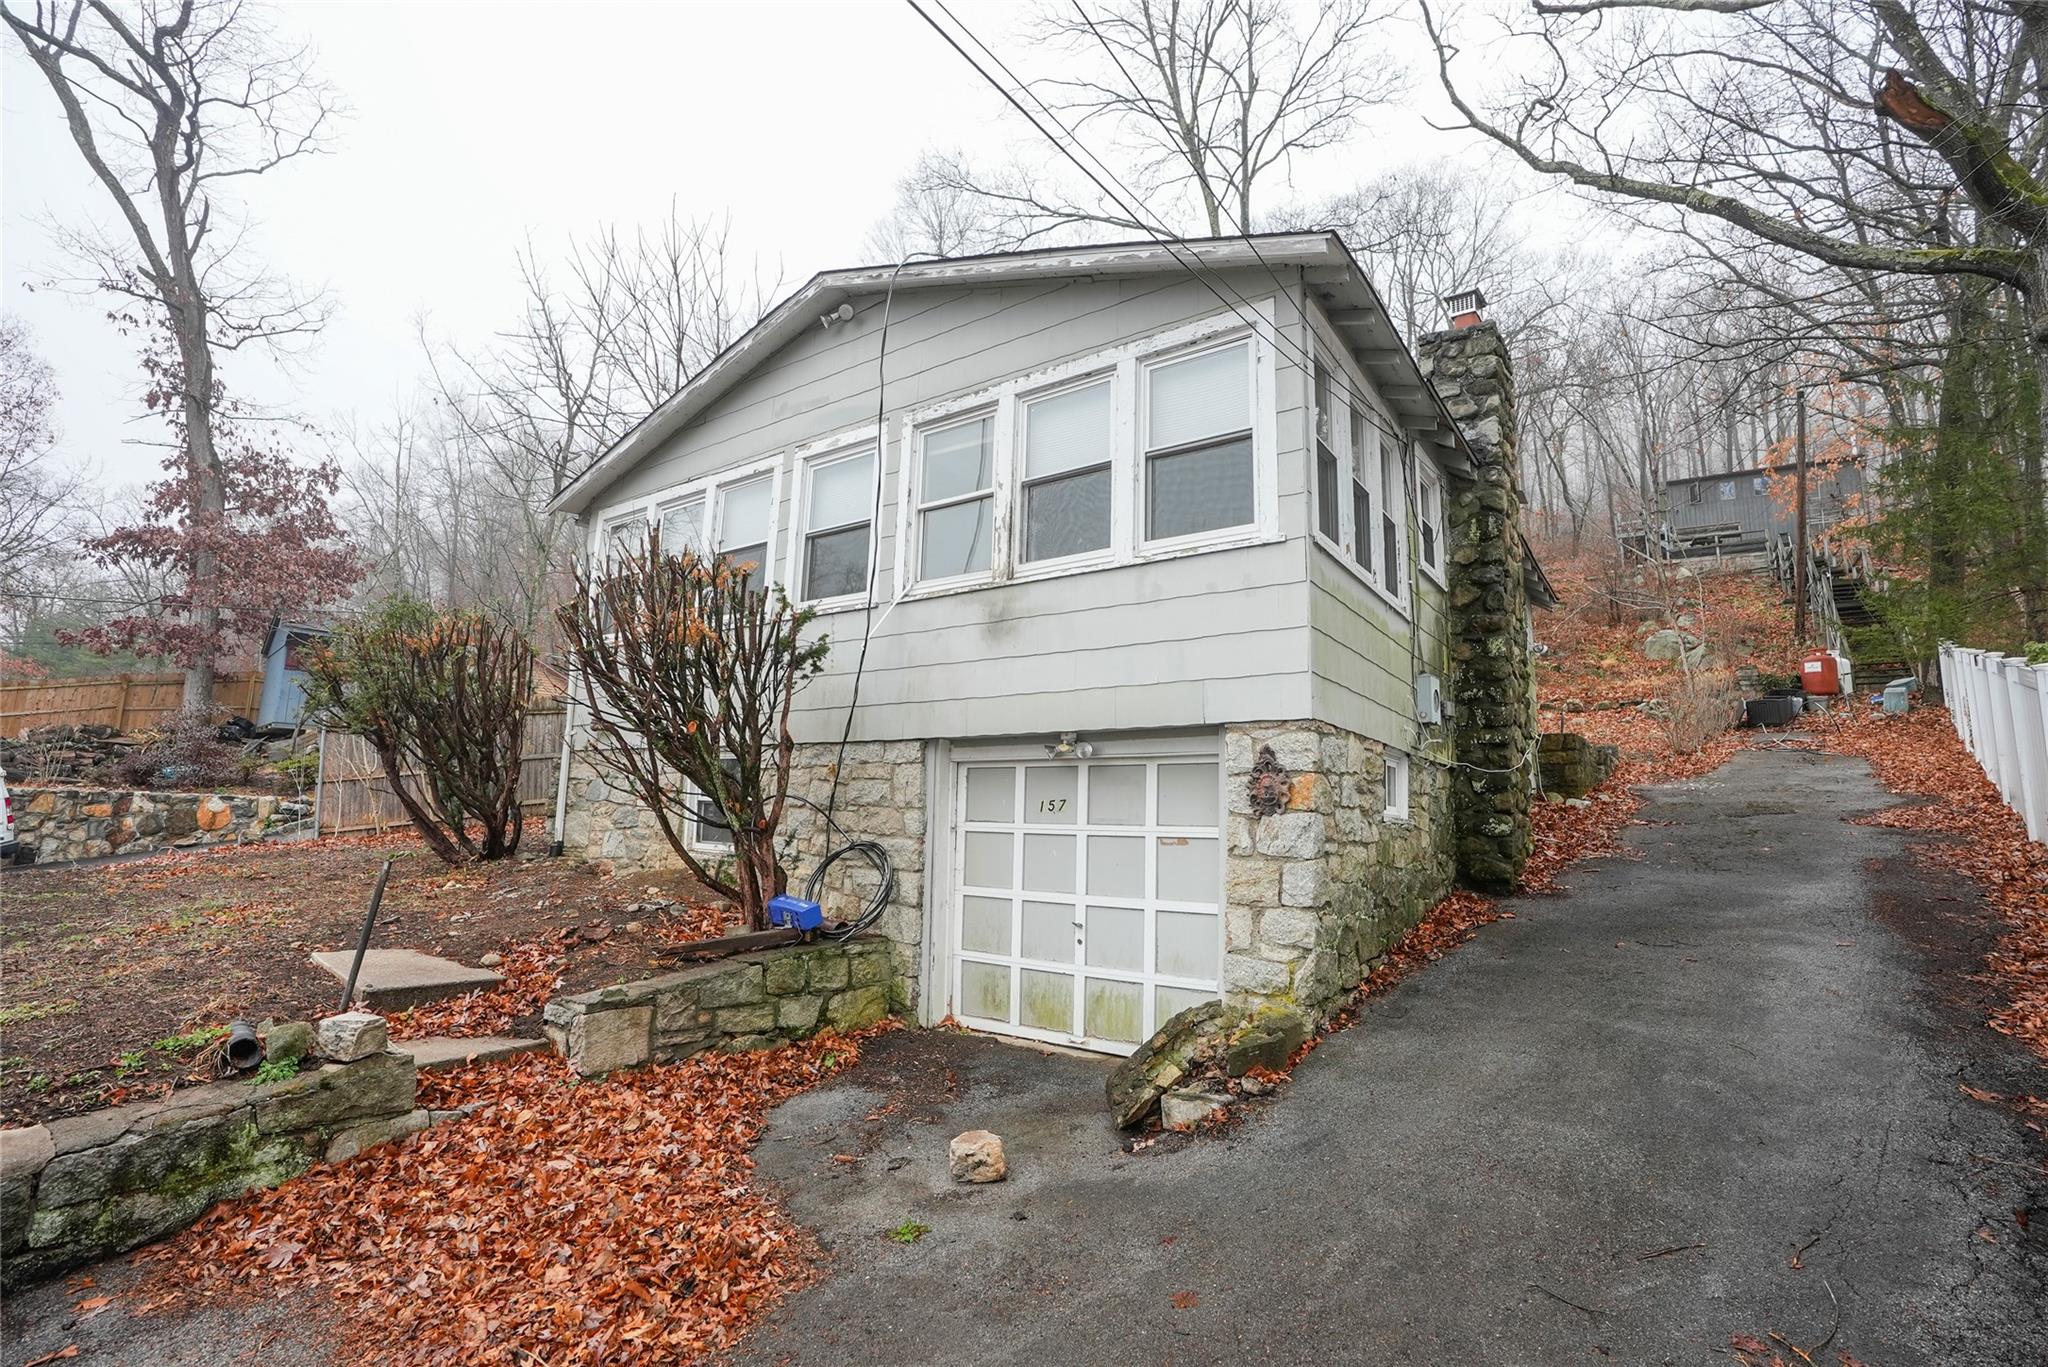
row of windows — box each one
[1308,348,1446,605]
[596,316,1446,614]
[598,320,1274,607]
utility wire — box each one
[917,0,1423,445]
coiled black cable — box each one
[803,839,895,942]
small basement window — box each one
[1383,750,1410,821]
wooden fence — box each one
[313,709,566,837]
[0,671,265,739]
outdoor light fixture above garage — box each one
[1044,732,1094,760]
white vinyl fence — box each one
[1939,644,2048,845]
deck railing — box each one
[1940,644,2048,845]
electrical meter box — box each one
[1415,673,1447,726]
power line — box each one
[916,0,1423,444]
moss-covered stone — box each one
[1107,1001,1236,1129]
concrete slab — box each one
[308,949,502,1012]
[396,1036,545,1073]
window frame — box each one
[1016,370,1121,574]
[681,757,747,857]
[910,408,1001,590]
[588,450,787,592]
[1305,321,1409,617]
[1137,333,1261,554]
[1382,749,1411,822]
[789,437,881,611]
[1416,462,1447,588]
[895,303,1279,601]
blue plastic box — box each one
[767,894,824,932]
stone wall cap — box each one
[0,1124,54,1178]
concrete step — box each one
[309,949,503,1012]
[397,1036,547,1072]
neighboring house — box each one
[1660,462,1866,558]
[256,621,330,732]
[548,233,1549,1057]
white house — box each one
[547,233,1547,1057]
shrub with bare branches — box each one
[556,532,829,931]
[304,598,536,864]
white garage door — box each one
[950,753,1223,1054]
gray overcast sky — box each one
[3,0,1531,492]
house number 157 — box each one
[1037,798,1068,813]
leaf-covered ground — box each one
[132,1026,896,1365]
[0,832,729,1125]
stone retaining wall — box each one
[0,1049,418,1288]
[543,937,897,1076]
[1221,721,1455,1020]
[13,786,311,863]
[1538,731,1620,797]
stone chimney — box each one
[1416,292,1535,893]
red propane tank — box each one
[1800,649,1842,696]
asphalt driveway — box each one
[727,748,2047,1366]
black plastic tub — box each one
[1743,695,1803,727]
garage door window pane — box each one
[1021,900,1074,963]
[1083,904,1143,971]
[1157,762,1219,826]
[1086,835,1145,898]
[1157,837,1218,903]
[965,768,1014,823]
[1019,969,1074,1032]
[1022,834,1075,893]
[961,895,1011,955]
[960,961,1011,1021]
[1087,764,1145,825]
[1157,984,1215,1022]
[1085,978,1144,1044]
[963,831,1012,888]
[1156,910,1220,981]
[1024,767,1078,824]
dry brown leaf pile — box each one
[138,1025,896,1364]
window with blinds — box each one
[1021,379,1114,563]
[1143,340,1254,542]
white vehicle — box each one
[0,764,15,864]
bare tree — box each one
[5,0,338,706]
[0,318,81,569]
[923,0,1403,242]
[367,208,776,638]
[864,150,1024,261]
[1416,0,2048,527]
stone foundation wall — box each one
[1221,721,1455,1021]
[13,786,310,863]
[543,936,898,1076]
[560,738,929,1012]
[0,1049,418,1288]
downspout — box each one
[550,520,582,858]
